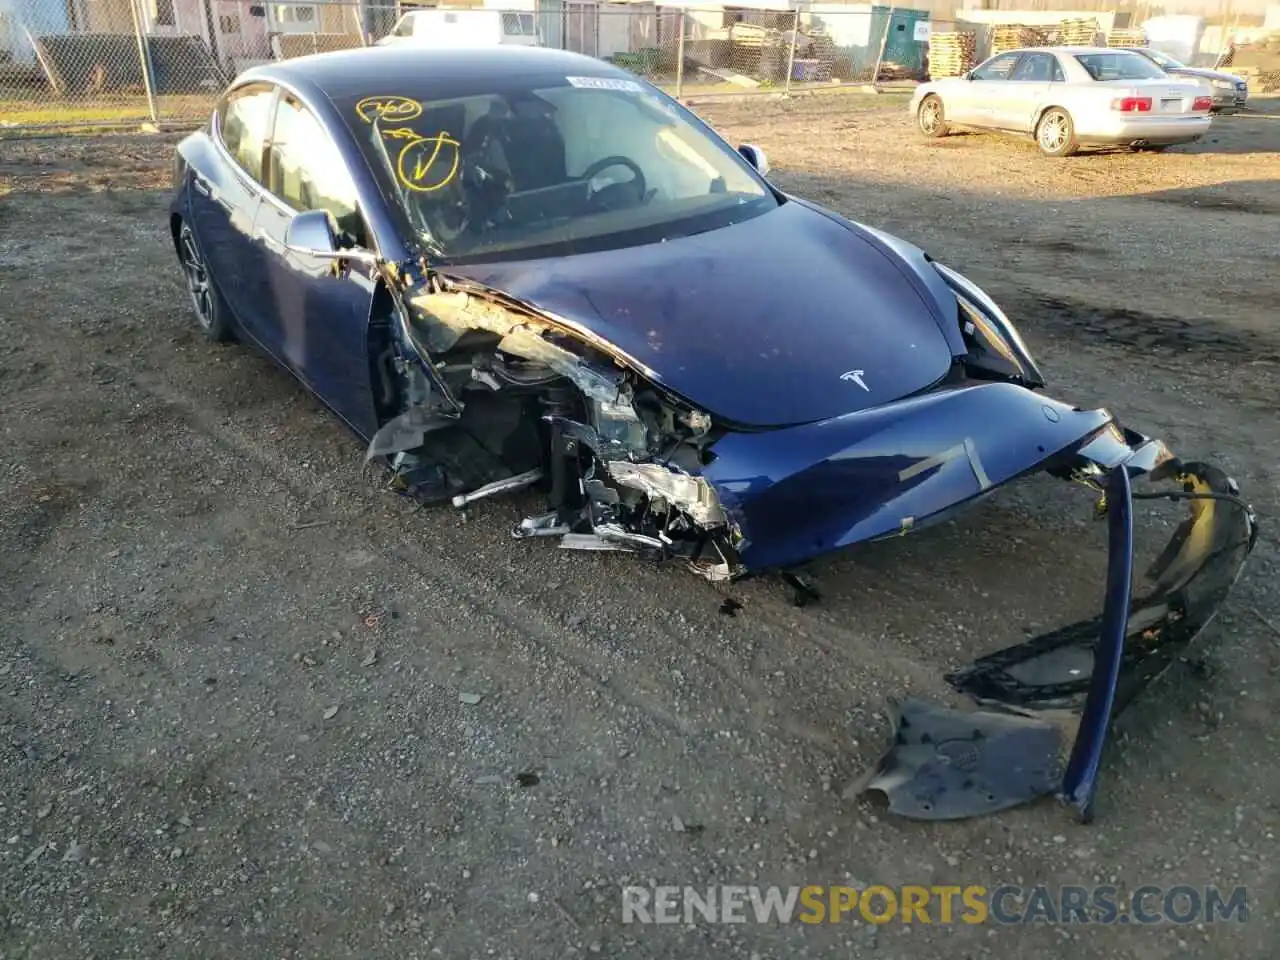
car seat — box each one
[466,96,567,191]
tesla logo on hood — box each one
[840,369,869,391]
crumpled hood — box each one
[443,201,960,427]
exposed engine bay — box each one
[361,263,1257,824]
[367,268,742,582]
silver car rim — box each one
[1039,113,1068,152]
[179,225,213,331]
[919,99,941,134]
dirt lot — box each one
[1,96,1278,959]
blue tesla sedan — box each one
[171,45,1254,822]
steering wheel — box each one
[580,155,647,212]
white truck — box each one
[377,9,542,48]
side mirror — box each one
[285,208,339,254]
[737,143,770,177]
[284,209,378,264]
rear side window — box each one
[1075,52,1167,81]
[267,95,366,247]
[218,83,275,184]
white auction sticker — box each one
[566,76,645,92]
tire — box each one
[176,221,236,343]
[1035,108,1079,157]
[917,94,949,138]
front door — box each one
[956,51,1021,127]
[251,92,380,438]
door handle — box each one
[192,176,230,210]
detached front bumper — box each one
[702,381,1257,821]
[853,430,1257,822]
[704,381,1117,572]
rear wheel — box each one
[1036,108,1078,157]
[917,95,949,138]
[177,222,235,343]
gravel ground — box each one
[0,96,1277,960]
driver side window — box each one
[972,52,1020,81]
[266,95,367,248]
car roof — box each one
[239,45,632,102]
[1050,45,1140,55]
[998,45,1146,57]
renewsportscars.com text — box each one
[621,884,1248,926]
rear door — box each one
[995,52,1060,131]
[251,92,381,437]
[187,82,276,339]
[953,51,1020,127]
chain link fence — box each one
[0,0,382,134]
[2,2,934,135]
[1,3,1270,136]
[590,5,908,96]
[3,2,1179,136]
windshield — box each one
[1141,48,1185,69]
[341,77,775,262]
[1074,51,1170,81]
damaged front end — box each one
[366,265,745,581]
[854,438,1257,822]
[366,262,1256,824]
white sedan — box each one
[910,46,1214,156]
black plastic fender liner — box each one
[857,458,1257,822]
[850,698,1066,820]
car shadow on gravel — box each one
[1138,183,1280,215]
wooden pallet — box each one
[1054,18,1100,46]
[927,32,976,78]
[991,25,1047,55]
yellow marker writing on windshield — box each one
[396,131,461,193]
[379,126,422,142]
[355,95,422,124]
